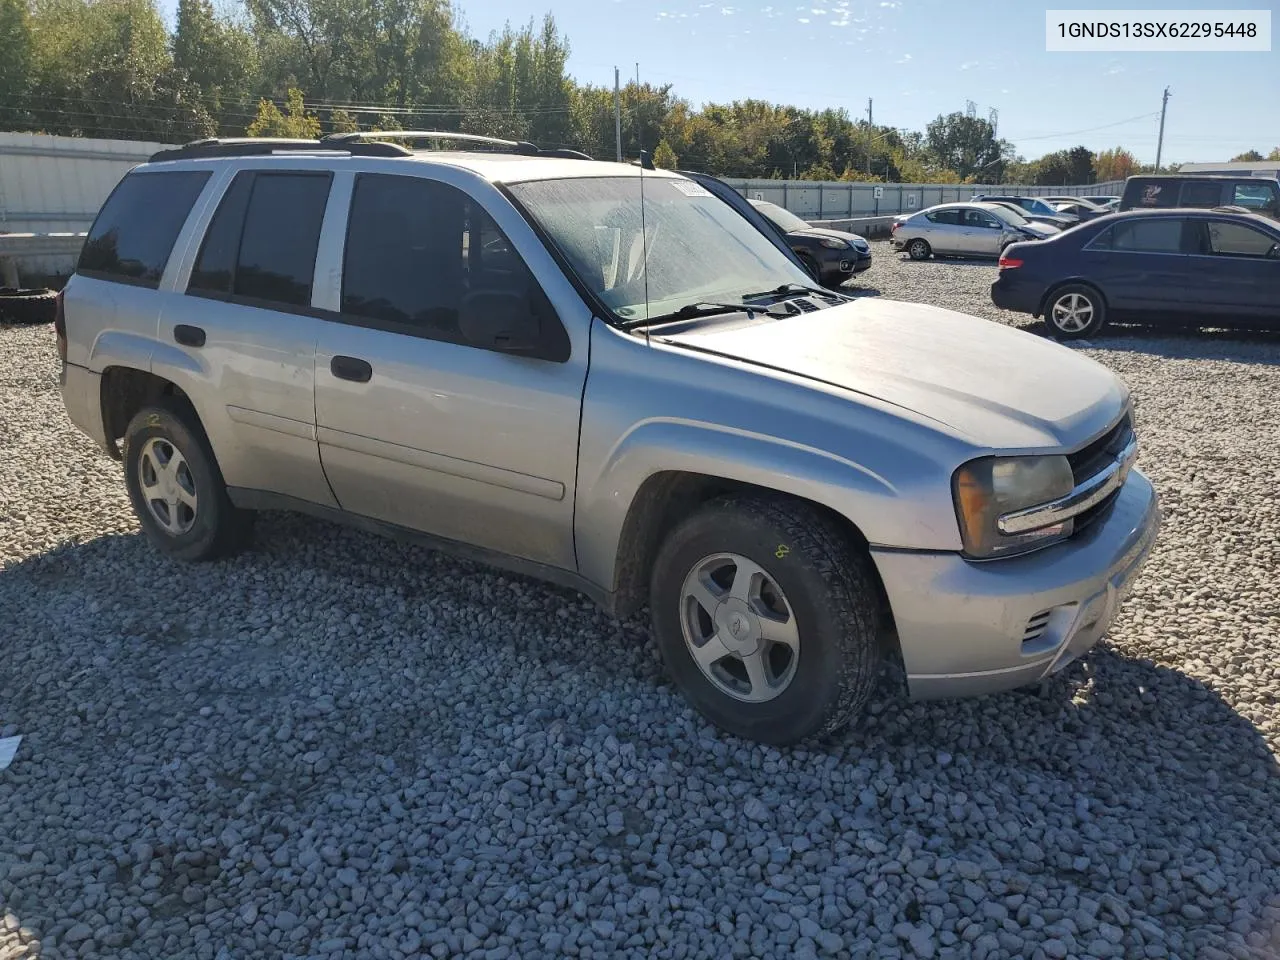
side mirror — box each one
[458,290,541,354]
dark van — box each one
[1119,175,1280,220]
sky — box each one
[458,0,1280,165]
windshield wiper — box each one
[622,300,787,329]
[739,282,851,302]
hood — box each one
[792,226,870,248]
[661,298,1127,451]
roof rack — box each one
[323,130,594,161]
[148,137,412,163]
[148,132,595,165]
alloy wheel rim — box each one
[678,552,801,703]
[1051,292,1094,333]
[139,437,198,535]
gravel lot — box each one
[3,246,1279,960]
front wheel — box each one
[1045,283,1106,339]
[649,494,884,745]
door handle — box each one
[173,324,206,348]
[330,355,373,383]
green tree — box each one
[1269,147,1280,161]
[173,0,255,130]
[652,138,677,169]
[924,112,1001,180]
[0,0,33,127]
[1230,149,1264,162]
[246,87,320,137]
[1095,146,1136,181]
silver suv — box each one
[56,133,1160,745]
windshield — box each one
[509,176,816,324]
[986,204,1030,226]
[754,200,811,233]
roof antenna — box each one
[638,149,652,345]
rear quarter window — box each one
[78,170,211,287]
[1125,181,1180,209]
[1179,182,1223,207]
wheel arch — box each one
[608,469,898,658]
[99,366,194,461]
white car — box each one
[891,202,1060,260]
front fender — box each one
[574,416,962,594]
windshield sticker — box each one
[669,180,713,198]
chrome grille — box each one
[1068,412,1134,485]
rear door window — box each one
[925,209,961,225]
[1205,220,1278,258]
[186,171,332,308]
[1180,182,1223,208]
[78,171,211,287]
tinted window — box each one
[925,209,961,225]
[78,171,210,286]
[1206,220,1277,257]
[1130,182,1178,208]
[187,173,254,296]
[342,174,554,346]
[963,209,999,228]
[1180,182,1222,207]
[1233,182,1279,212]
[1090,219,1185,253]
[234,173,331,307]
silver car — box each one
[892,202,1060,260]
[56,133,1158,745]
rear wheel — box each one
[906,238,931,261]
[123,400,254,561]
[1045,283,1106,339]
[649,494,883,745]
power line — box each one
[1004,111,1162,143]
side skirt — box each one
[226,487,618,615]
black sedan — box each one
[748,199,872,287]
[990,208,1280,338]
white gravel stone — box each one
[2,249,1279,958]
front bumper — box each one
[871,468,1160,700]
[820,249,872,283]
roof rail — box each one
[323,130,540,154]
[322,131,595,161]
[148,137,412,163]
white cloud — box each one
[895,53,912,63]
[959,60,980,70]
[880,1,899,7]
[811,7,827,13]
[720,5,735,13]
[832,18,850,26]
[798,16,810,23]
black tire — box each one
[122,399,254,561]
[649,494,883,745]
[1043,282,1106,339]
[0,287,58,325]
[906,238,931,261]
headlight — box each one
[851,238,870,251]
[819,237,850,249]
[952,455,1075,558]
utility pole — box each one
[636,63,640,87]
[1154,86,1170,172]
[614,67,622,163]
[866,98,873,177]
